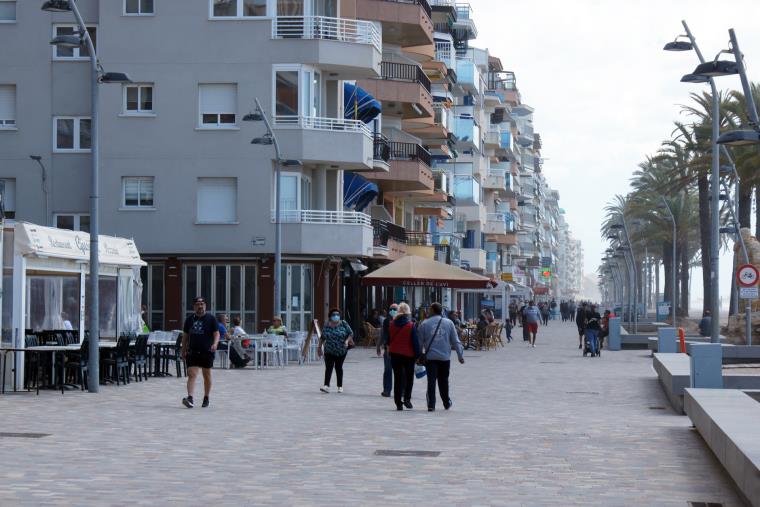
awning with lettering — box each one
[361,255,493,289]
[14,222,146,267]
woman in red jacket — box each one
[388,302,421,411]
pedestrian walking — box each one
[524,301,540,347]
[504,319,513,343]
[181,297,220,408]
[318,308,354,393]
[508,301,518,326]
[540,303,550,326]
[584,304,602,357]
[575,302,587,349]
[417,302,464,411]
[388,303,420,411]
[377,303,398,398]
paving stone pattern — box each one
[0,320,746,506]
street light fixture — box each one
[692,57,739,78]
[680,74,710,84]
[42,0,131,392]
[717,129,760,146]
[664,38,693,52]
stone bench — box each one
[653,353,691,413]
[648,336,729,354]
[684,388,760,506]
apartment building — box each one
[0,0,581,332]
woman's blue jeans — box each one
[585,329,599,355]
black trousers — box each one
[390,353,415,406]
[425,360,451,409]
[324,353,346,387]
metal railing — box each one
[373,134,390,162]
[372,219,407,248]
[388,141,432,167]
[273,210,372,226]
[375,0,432,18]
[380,61,431,92]
[435,41,454,68]
[273,115,372,138]
[272,16,382,53]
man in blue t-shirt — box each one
[524,301,541,348]
[181,296,220,408]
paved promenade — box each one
[0,321,745,506]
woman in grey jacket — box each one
[417,302,465,411]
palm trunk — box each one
[755,185,760,239]
[655,258,660,303]
[698,175,711,314]
[738,180,752,228]
[680,243,689,317]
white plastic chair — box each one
[256,336,284,369]
[284,332,305,365]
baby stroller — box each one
[583,332,601,357]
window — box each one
[0,85,15,128]
[52,25,96,60]
[197,177,237,223]
[123,84,154,114]
[140,264,164,330]
[0,179,15,218]
[122,177,154,208]
[273,66,322,120]
[54,117,91,151]
[211,0,267,18]
[125,0,154,15]
[0,1,15,22]
[184,264,257,330]
[54,213,90,232]
[198,83,237,127]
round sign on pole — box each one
[737,264,759,288]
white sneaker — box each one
[320,385,329,393]
[337,387,344,393]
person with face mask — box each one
[318,308,354,393]
[377,303,399,398]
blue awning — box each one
[344,83,381,124]
[344,172,378,212]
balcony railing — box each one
[274,210,372,226]
[380,61,431,92]
[375,0,432,19]
[372,219,407,247]
[373,134,391,162]
[388,141,432,167]
[435,41,454,69]
[273,115,373,138]
[272,16,382,53]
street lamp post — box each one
[244,99,302,322]
[659,197,677,327]
[42,0,131,392]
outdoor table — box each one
[147,340,178,377]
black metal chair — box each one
[64,338,89,391]
[129,335,149,382]
[24,335,41,390]
[102,336,131,386]
[160,335,185,378]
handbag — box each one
[344,322,355,350]
[418,317,443,365]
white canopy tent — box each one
[2,222,146,350]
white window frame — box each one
[123,0,155,16]
[0,84,16,129]
[54,213,90,232]
[209,0,271,19]
[53,116,91,153]
[198,83,238,129]
[52,24,97,61]
[122,83,155,116]
[276,171,311,213]
[272,64,322,120]
[121,176,155,210]
[0,0,16,23]
[196,177,238,224]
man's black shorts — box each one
[187,349,214,369]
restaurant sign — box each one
[15,222,145,267]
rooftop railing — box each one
[272,16,382,53]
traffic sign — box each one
[737,264,759,287]
[740,287,759,299]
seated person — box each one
[227,315,252,366]
[266,316,288,338]
[699,310,712,337]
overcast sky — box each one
[470,0,760,306]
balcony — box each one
[455,58,481,94]
[405,231,461,264]
[372,134,391,171]
[453,116,480,149]
[484,127,500,149]
[274,116,375,171]
[452,3,477,40]
[365,142,434,192]
[435,40,455,71]
[271,16,381,78]
[357,62,433,119]
[460,247,486,271]
[452,175,479,206]
[356,0,433,47]
[482,169,506,192]
[372,219,407,259]
[485,213,507,235]
[275,210,374,256]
